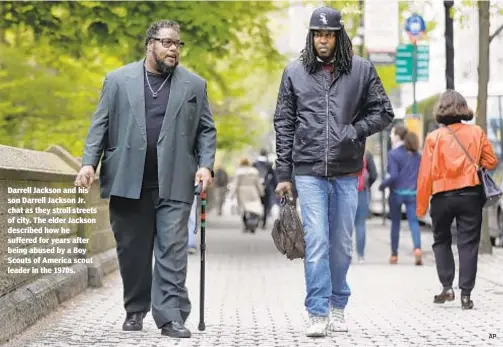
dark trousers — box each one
[261,194,270,227]
[109,188,192,328]
[430,187,483,296]
[215,186,227,215]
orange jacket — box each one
[416,123,498,217]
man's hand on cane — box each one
[195,167,212,192]
[74,165,95,188]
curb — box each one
[0,249,118,344]
[88,249,119,287]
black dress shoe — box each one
[161,321,191,338]
[461,295,474,310]
[122,312,146,331]
[433,287,455,304]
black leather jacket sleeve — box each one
[274,68,297,183]
[353,64,394,139]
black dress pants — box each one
[430,186,483,296]
[109,188,192,327]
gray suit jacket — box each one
[81,59,217,204]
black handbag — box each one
[446,126,502,208]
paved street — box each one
[3,211,503,347]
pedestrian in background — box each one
[379,125,423,265]
[253,149,277,229]
[214,165,229,216]
[233,158,264,233]
[354,149,377,263]
[416,89,498,309]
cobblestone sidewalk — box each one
[3,215,503,347]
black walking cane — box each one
[197,180,206,331]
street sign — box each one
[405,14,426,42]
[368,52,396,65]
[395,44,429,84]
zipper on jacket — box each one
[325,90,329,176]
[324,70,340,177]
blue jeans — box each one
[188,197,198,249]
[354,189,369,258]
[389,192,421,256]
[295,175,358,316]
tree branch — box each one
[489,23,503,44]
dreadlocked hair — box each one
[300,27,354,75]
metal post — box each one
[412,42,418,114]
[444,0,455,89]
[499,95,503,158]
[380,132,386,225]
[359,0,364,58]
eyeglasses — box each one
[151,37,185,49]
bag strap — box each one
[444,125,478,168]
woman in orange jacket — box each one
[416,89,498,310]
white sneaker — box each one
[305,314,328,337]
[329,307,348,332]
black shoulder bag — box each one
[445,126,502,208]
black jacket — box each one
[274,56,394,182]
[253,159,277,193]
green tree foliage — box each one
[0,44,103,150]
[0,1,286,155]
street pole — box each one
[380,131,386,225]
[412,41,417,115]
[359,0,364,57]
[499,96,503,158]
[477,0,492,255]
[444,0,455,89]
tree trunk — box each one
[444,0,455,89]
[476,0,492,255]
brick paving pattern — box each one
[3,214,503,347]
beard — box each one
[154,52,178,76]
